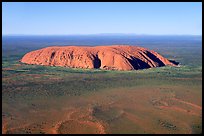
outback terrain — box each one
[2,36,202,134]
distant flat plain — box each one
[2,35,202,134]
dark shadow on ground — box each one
[169,60,179,65]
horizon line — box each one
[2,33,202,36]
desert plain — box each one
[2,36,202,134]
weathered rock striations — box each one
[20,45,176,71]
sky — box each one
[2,2,202,35]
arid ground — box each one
[2,36,202,134]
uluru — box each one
[20,45,176,71]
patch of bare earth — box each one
[52,108,105,134]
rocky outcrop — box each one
[20,45,176,71]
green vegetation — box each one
[2,52,202,102]
[2,44,202,134]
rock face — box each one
[20,45,176,71]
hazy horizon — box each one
[2,33,202,36]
